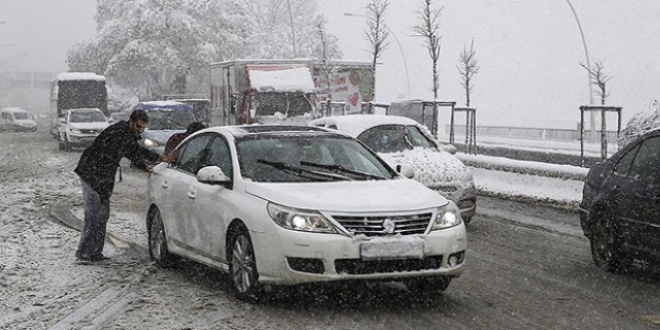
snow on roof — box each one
[55,72,106,81]
[308,114,422,137]
[136,100,192,111]
[247,67,315,93]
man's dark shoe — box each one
[76,254,110,264]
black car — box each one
[579,129,660,272]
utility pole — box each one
[286,0,297,57]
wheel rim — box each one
[150,211,165,260]
[231,235,255,294]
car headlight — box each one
[267,203,336,233]
[143,138,158,149]
[432,201,462,230]
[69,128,81,134]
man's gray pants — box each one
[76,176,110,259]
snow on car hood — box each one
[141,129,184,145]
[244,178,447,212]
[378,148,473,190]
[68,122,109,130]
[14,119,36,126]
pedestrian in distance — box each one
[74,109,177,263]
[163,121,207,155]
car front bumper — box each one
[251,224,467,286]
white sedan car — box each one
[309,115,477,224]
[147,125,467,302]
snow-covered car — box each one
[618,107,660,149]
[58,108,109,151]
[134,100,196,155]
[0,107,37,132]
[146,125,467,302]
[309,115,477,224]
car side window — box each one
[614,144,640,176]
[358,126,408,153]
[176,134,213,174]
[203,136,233,178]
[629,137,660,183]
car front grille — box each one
[335,256,443,275]
[80,129,100,134]
[330,212,433,236]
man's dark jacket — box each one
[74,120,160,200]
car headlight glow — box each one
[267,203,336,233]
[143,138,158,149]
[432,201,462,230]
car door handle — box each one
[187,192,196,199]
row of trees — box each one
[67,0,342,100]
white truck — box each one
[208,59,374,126]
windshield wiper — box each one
[300,161,386,180]
[257,159,351,181]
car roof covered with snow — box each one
[199,124,349,140]
[308,114,424,137]
[135,100,193,111]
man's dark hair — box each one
[186,122,206,134]
[129,109,149,123]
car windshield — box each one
[69,111,106,123]
[358,125,437,153]
[13,112,29,120]
[146,109,195,130]
[237,135,394,183]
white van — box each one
[0,107,38,132]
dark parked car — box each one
[579,128,660,272]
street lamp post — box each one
[565,0,595,132]
[344,13,411,100]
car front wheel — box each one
[589,210,631,272]
[63,135,72,152]
[228,227,261,302]
[148,208,175,268]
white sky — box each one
[2,0,659,129]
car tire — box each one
[148,208,176,268]
[463,216,472,225]
[405,276,451,295]
[63,135,72,152]
[589,208,631,273]
[58,139,64,150]
[228,226,262,302]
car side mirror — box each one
[197,166,231,185]
[395,164,414,179]
[59,117,66,124]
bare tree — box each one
[365,0,389,113]
[457,39,480,107]
[413,0,443,135]
[580,60,612,105]
[314,16,335,114]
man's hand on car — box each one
[159,150,178,163]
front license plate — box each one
[360,238,424,260]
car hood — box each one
[245,178,448,212]
[378,148,474,189]
[141,129,184,144]
[68,122,109,130]
[15,119,36,125]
